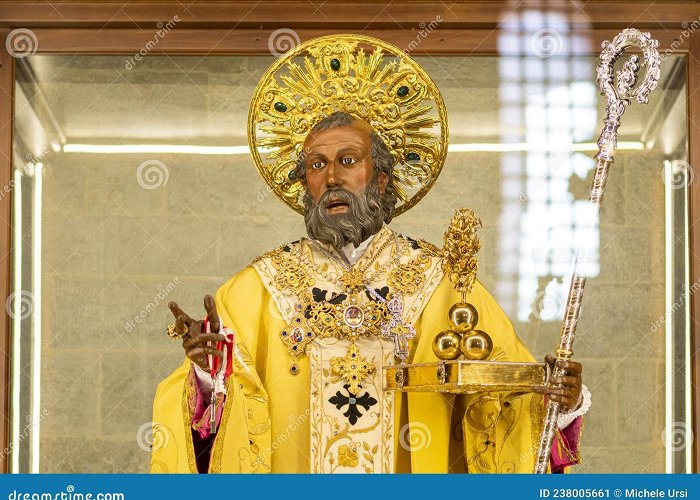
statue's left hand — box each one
[534,355,582,413]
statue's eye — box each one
[341,156,356,165]
[310,160,325,170]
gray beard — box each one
[304,177,385,253]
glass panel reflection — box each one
[11,52,688,472]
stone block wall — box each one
[28,54,671,472]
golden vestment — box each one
[151,226,553,473]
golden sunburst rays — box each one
[248,34,448,216]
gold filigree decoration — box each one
[248,34,449,216]
[330,343,377,395]
[337,444,359,468]
[443,208,482,297]
[267,248,315,293]
[387,252,432,294]
[338,269,367,291]
[464,391,530,473]
[307,293,391,339]
[415,237,442,257]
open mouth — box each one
[325,199,349,210]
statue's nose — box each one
[326,162,340,187]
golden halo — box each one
[247,33,449,217]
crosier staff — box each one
[533,28,661,474]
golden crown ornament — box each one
[432,208,494,362]
[248,34,449,216]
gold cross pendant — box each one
[329,342,376,395]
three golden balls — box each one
[448,302,478,334]
[432,330,462,360]
[459,330,493,360]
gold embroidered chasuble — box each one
[151,226,548,473]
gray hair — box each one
[292,111,398,223]
[303,177,385,250]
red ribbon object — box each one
[202,317,234,379]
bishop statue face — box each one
[302,119,389,210]
[298,114,395,252]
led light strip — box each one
[30,163,42,473]
[62,141,646,155]
[10,168,22,473]
[683,164,692,474]
[664,160,673,473]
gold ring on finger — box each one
[166,323,187,339]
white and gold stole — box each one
[252,226,443,472]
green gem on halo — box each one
[407,152,420,162]
[274,102,287,112]
[397,85,409,97]
[330,58,341,71]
